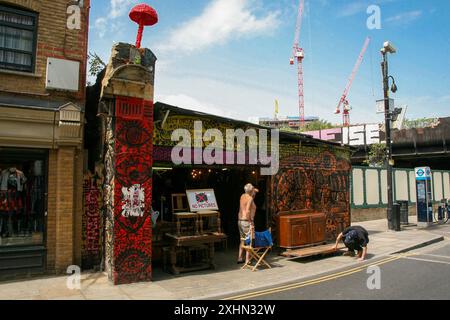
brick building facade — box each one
[0,0,90,278]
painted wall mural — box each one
[151,111,352,245]
[82,171,103,269]
[104,116,114,282]
[121,184,146,218]
[153,115,250,148]
[153,114,268,152]
[303,123,380,146]
[271,144,351,241]
[100,42,157,285]
[110,98,153,285]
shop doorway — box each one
[152,166,269,248]
[0,147,47,278]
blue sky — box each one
[88,0,450,125]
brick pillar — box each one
[101,43,156,285]
[54,147,75,273]
[73,148,84,267]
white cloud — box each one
[337,1,369,17]
[93,0,138,37]
[110,0,138,19]
[337,0,398,18]
[439,95,450,103]
[155,93,241,119]
[385,10,422,25]
[157,0,280,54]
[94,17,107,38]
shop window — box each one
[0,149,46,247]
[0,4,38,73]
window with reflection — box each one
[0,149,46,247]
[0,4,37,72]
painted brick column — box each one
[101,43,156,285]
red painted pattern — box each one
[112,97,153,284]
[82,179,102,268]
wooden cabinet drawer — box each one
[311,219,325,243]
[291,222,310,246]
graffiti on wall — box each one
[106,98,154,285]
[153,115,260,150]
[104,115,114,281]
[303,123,380,146]
[272,146,351,241]
[82,170,103,269]
[121,184,146,217]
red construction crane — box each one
[335,36,371,127]
[290,0,305,129]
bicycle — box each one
[434,199,450,224]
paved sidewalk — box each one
[0,217,445,300]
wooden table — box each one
[197,210,221,234]
[163,232,227,275]
[173,211,221,236]
[173,212,200,236]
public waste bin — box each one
[398,201,409,225]
[389,203,401,231]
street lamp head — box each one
[383,41,397,54]
[388,76,398,93]
[391,82,398,93]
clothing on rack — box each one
[0,168,27,191]
[0,190,23,212]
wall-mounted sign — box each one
[415,167,431,181]
[186,189,219,212]
[376,98,394,113]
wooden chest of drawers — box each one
[277,212,326,249]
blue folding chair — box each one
[241,228,273,271]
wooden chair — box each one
[171,193,189,213]
[241,227,273,272]
[171,194,197,236]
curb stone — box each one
[392,236,444,254]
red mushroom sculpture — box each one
[129,3,158,49]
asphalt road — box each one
[221,233,450,300]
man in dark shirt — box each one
[334,226,369,261]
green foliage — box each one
[280,119,337,133]
[363,143,386,167]
[88,52,106,78]
[403,117,438,129]
[301,119,336,132]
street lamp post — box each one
[380,41,397,231]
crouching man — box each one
[334,226,369,261]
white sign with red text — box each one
[186,189,219,212]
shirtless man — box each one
[237,183,259,264]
